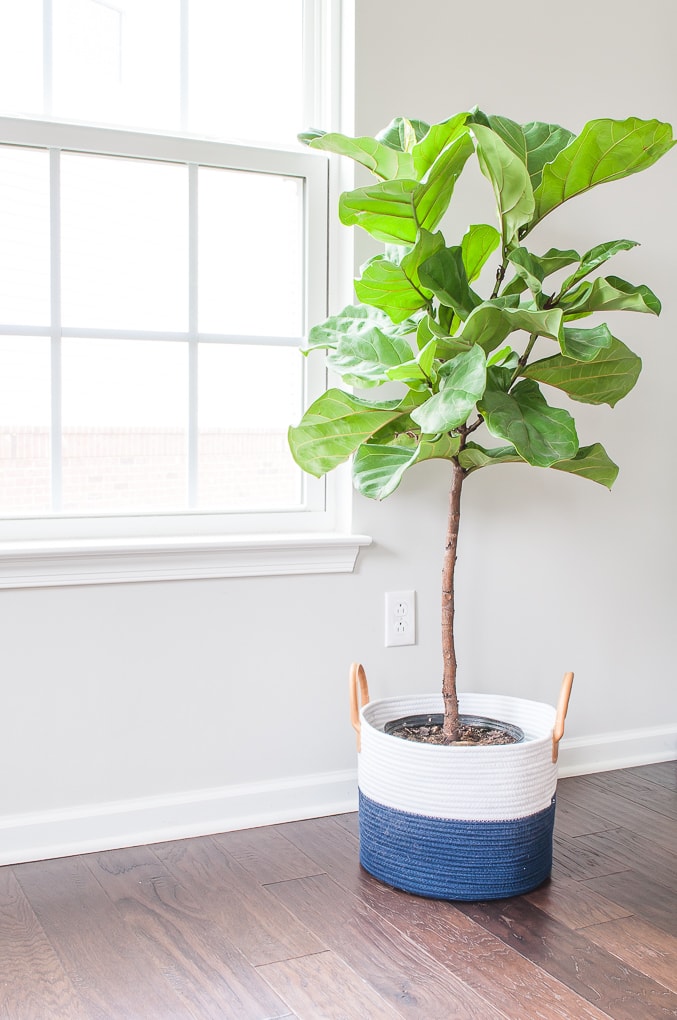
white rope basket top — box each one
[359,692,558,822]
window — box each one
[0,1,366,582]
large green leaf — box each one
[562,275,661,317]
[411,345,486,433]
[458,442,522,471]
[288,390,405,476]
[305,304,416,352]
[326,328,415,388]
[532,117,676,225]
[507,247,546,295]
[353,433,460,500]
[461,223,501,282]
[386,338,438,389]
[339,179,419,244]
[460,303,564,353]
[560,239,638,293]
[418,245,481,320]
[550,443,619,489]
[411,113,469,179]
[472,124,535,247]
[522,336,641,407]
[376,117,429,150]
[478,379,578,467]
[560,323,613,361]
[473,114,576,191]
[412,130,475,232]
[502,247,580,296]
[355,257,427,324]
[308,131,414,180]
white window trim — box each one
[0,1,368,587]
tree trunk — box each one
[441,458,464,742]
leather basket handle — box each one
[349,663,370,752]
[552,671,574,763]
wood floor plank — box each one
[455,895,677,1020]
[552,831,630,881]
[625,761,676,790]
[277,817,609,1020]
[85,844,292,1019]
[152,833,326,967]
[12,854,199,1019]
[525,872,633,929]
[571,826,677,889]
[555,776,677,852]
[332,812,360,838]
[582,769,677,820]
[582,915,677,994]
[553,794,613,837]
[580,868,677,937]
[212,825,325,885]
[0,866,87,1020]
[257,950,403,1019]
[267,872,506,1020]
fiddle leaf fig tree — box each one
[289,110,675,742]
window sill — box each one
[0,533,373,589]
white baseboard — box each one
[0,769,359,866]
[1,726,674,865]
[558,723,677,777]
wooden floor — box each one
[1,762,676,1019]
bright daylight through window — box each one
[0,0,342,560]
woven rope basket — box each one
[350,666,573,901]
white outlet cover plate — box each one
[385,590,416,647]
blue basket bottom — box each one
[358,790,556,902]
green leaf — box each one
[532,117,676,225]
[473,115,576,191]
[478,378,578,467]
[460,303,564,353]
[418,245,481,320]
[507,247,545,295]
[502,247,580,296]
[522,336,642,407]
[355,256,428,323]
[472,123,535,247]
[288,390,405,476]
[353,433,461,500]
[458,442,522,471]
[562,275,661,317]
[411,113,469,180]
[377,117,429,151]
[305,304,416,352]
[561,323,613,361]
[326,328,415,388]
[411,346,486,432]
[560,239,639,293]
[412,130,475,233]
[307,131,414,180]
[461,223,501,282]
[339,179,419,244]
[550,443,619,489]
[386,338,438,389]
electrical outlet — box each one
[385,590,416,647]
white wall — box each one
[1,0,675,862]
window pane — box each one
[0,337,51,514]
[0,1,43,118]
[61,338,188,511]
[188,0,304,145]
[52,0,181,132]
[61,153,188,331]
[198,167,303,336]
[197,344,303,510]
[0,146,50,326]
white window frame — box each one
[0,0,370,587]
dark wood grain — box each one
[279,816,610,1020]
[3,761,676,1019]
[152,832,326,967]
[0,867,87,1020]
[455,896,677,1020]
[267,871,506,1020]
[257,950,402,1019]
[85,843,292,1019]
